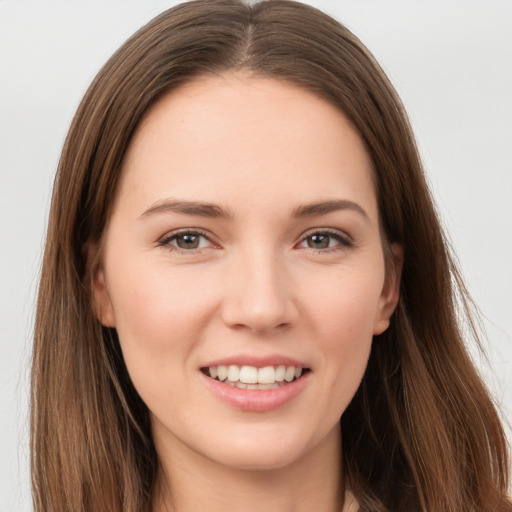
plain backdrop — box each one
[1,1,511,510]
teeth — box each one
[227,365,240,382]
[235,381,280,390]
[206,364,306,385]
[217,365,228,381]
[284,366,295,382]
[258,383,280,390]
[275,365,286,382]
[257,366,275,384]
[239,365,258,384]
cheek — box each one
[105,259,221,389]
[111,257,217,330]
[305,268,383,343]
[302,269,383,404]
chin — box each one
[211,448,302,472]
[200,426,315,471]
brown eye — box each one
[175,234,201,249]
[306,233,331,249]
[299,230,352,251]
[159,230,213,252]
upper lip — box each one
[201,355,310,369]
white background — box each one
[1,1,511,510]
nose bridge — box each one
[221,243,296,332]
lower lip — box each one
[200,372,310,412]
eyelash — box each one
[157,228,353,254]
[299,228,353,253]
[158,228,214,253]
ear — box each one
[85,241,116,328]
[373,243,403,335]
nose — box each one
[220,247,299,334]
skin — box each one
[92,73,402,512]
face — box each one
[92,74,401,471]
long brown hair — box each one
[31,1,511,511]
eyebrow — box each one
[139,199,233,220]
[292,199,369,221]
[139,198,369,222]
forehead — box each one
[116,73,377,221]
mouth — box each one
[201,364,310,390]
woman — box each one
[31,1,511,511]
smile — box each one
[203,365,307,390]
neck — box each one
[153,425,349,512]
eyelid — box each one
[299,227,353,242]
[157,228,219,249]
[156,227,353,252]
[296,227,354,251]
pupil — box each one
[309,234,329,249]
[177,234,199,249]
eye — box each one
[298,229,352,251]
[158,229,215,252]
